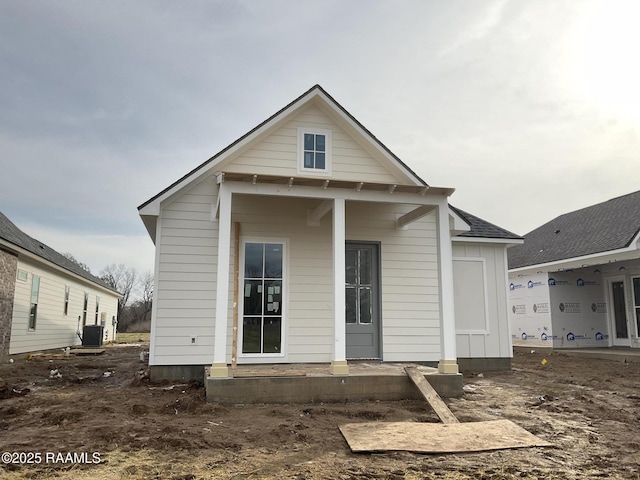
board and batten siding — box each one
[221,104,406,185]
[152,181,444,366]
[10,258,118,355]
[453,242,511,359]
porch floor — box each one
[205,362,463,404]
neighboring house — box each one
[138,85,522,381]
[508,190,640,349]
[0,212,120,356]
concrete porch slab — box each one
[205,362,463,404]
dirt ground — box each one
[1,343,639,480]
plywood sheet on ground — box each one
[340,419,552,453]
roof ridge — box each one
[0,211,119,293]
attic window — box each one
[297,128,331,175]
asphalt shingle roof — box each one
[0,211,118,293]
[450,205,522,240]
[508,190,640,269]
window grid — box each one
[242,242,283,355]
[302,133,326,170]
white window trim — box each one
[297,127,332,176]
[238,236,289,362]
[453,257,490,334]
[17,270,28,281]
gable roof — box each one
[0,211,119,294]
[450,205,522,240]
[508,190,640,270]
[138,84,426,214]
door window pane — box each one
[359,287,372,324]
[346,249,357,284]
[242,318,261,354]
[360,249,371,285]
[346,287,357,324]
[244,243,264,278]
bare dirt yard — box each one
[1,342,639,479]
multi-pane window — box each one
[95,296,100,324]
[242,242,283,355]
[29,275,40,330]
[64,286,70,315]
[298,128,331,173]
[82,293,88,327]
[345,248,373,325]
[303,133,326,170]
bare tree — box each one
[132,271,153,325]
[100,264,136,316]
[62,253,91,273]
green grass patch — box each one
[116,332,150,343]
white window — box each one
[29,275,40,331]
[17,270,28,281]
[297,127,331,175]
[64,286,70,315]
[240,240,286,357]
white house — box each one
[508,190,640,349]
[0,212,120,356]
[139,85,522,381]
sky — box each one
[1,0,639,276]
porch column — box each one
[436,200,459,374]
[211,184,231,378]
[331,197,349,375]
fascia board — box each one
[453,237,524,245]
[509,242,640,274]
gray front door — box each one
[345,243,380,359]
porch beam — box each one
[224,180,449,206]
[396,205,436,230]
[436,201,458,374]
[331,197,349,375]
[307,200,333,226]
[211,183,232,378]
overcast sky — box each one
[1,0,639,276]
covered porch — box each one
[209,172,466,379]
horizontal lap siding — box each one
[10,259,119,354]
[346,202,440,362]
[152,180,224,365]
[233,195,333,364]
[223,105,403,184]
[453,242,510,359]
